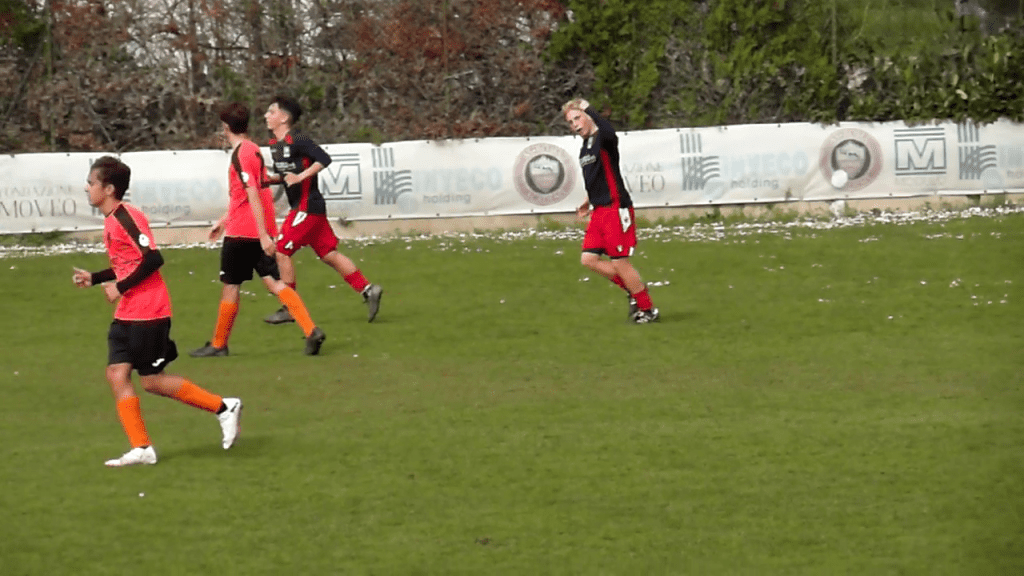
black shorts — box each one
[108,318,179,376]
[220,236,280,285]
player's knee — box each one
[139,375,162,394]
[105,364,128,385]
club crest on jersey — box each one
[241,172,250,183]
[138,234,151,247]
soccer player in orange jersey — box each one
[189,102,326,357]
[73,156,242,467]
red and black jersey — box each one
[577,108,633,209]
[269,131,332,215]
[103,203,171,321]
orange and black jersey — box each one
[578,108,632,209]
[94,203,172,321]
[269,131,332,215]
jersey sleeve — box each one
[585,108,618,149]
[111,205,163,293]
[296,135,332,168]
[239,144,267,188]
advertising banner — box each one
[2,119,1021,234]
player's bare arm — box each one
[577,200,591,220]
[245,184,275,256]
[209,214,227,241]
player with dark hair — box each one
[261,94,384,325]
[190,101,327,357]
[73,156,242,467]
[562,98,659,323]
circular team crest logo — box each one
[513,143,576,206]
[819,128,883,192]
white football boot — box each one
[105,445,158,467]
[218,397,243,450]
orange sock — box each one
[116,396,151,448]
[212,300,238,348]
[278,286,316,336]
[173,379,223,413]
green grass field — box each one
[1,210,1022,575]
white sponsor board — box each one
[1,120,1022,234]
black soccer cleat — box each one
[362,284,383,323]
[264,305,295,324]
[631,308,660,324]
[304,326,326,356]
[189,342,229,357]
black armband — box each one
[91,269,116,285]
[114,250,164,294]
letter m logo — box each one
[894,128,946,176]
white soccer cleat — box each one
[218,397,243,450]
[104,445,157,467]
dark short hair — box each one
[219,101,250,134]
[90,156,131,200]
[272,95,302,124]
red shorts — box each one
[582,205,636,258]
[276,211,339,258]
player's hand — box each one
[562,98,589,113]
[283,173,302,187]
[260,235,276,257]
[72,267,92,288]
[576,203,591,220]
[208,221,225,242]
[102,282,121,303]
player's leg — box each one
[322,250,384,322]
[607,209,657,323]
[265,218,301,324]
[311,215,383,322]
[140,373,242,450]
[134,319,242,449]
[192,238,254,356]
[611,257,656,319]
[580,251,618,279]
[103,322,156,466]
[265,210,313,325]
[264,252,298,324]
[190,282,240,357]
[581,208,631,292]
[258,254,325,355]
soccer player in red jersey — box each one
[72,156,242,467]
[260,95,383,325]
[562,98,659,323]
[189,102,327,357]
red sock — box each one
[611,275,628,292]
[287,282,296,290]
[344,271,370,293]
[632,287,653,310]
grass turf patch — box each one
[0,211,1021,574]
